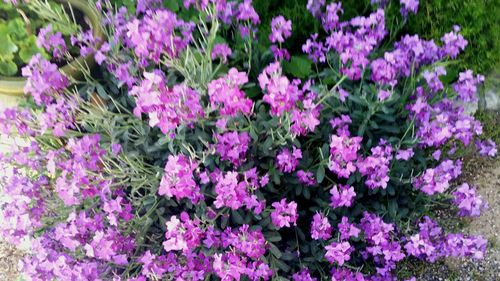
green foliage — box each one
[405,0,500,74]
[0,2,43,76]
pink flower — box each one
[163,212,203,253]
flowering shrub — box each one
[1,0,498,280]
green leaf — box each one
[164,0,179,12]
[269,242,282,258]
[283,55,312,79]
[0,60,17,76]
[316,165,325,184]
[264,231,282,242]
[388,200,398,218]
[0,34,18,56]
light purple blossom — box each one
[269,16,292,43]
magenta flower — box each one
[158,154,202,204]
[163,212,203,253]
[259,62,300,116]
[310,212,332,240]
[337,216,360,240]
[208,68,253,117]
[276,146,302,173]
[297,170,316,186]
[396,148,414,160]
[271,199,298,228]
[330,184,356,208]
[329,133,362,178]
[215,131,250,167]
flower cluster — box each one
[22,54,69,106]
[215,131,250,167]
[328,116,362,178]
[413,159,462,195]
[126,9,194,64]
[452,183,488,217]
[36,24,67,59]
[1,0,495,280]
[271,199,298,229]
[130,71,204,136]
[213,169,267,213]
[208,68,253,117]
[405,216,487,261]
[159,154,203,204]
[276,146,302,173]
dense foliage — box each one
[0,0,497,281]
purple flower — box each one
[126,9,194,63]
[330,184,356,208]
[292,268,317,281]
[259,62,301,116]
[475,139,497,157]
[130,72,204,135]
[212,43,232,63]
[440,26,468,59]
[208,68,253,117]
[322,2,343,31]
[413,159,462,195]
[215,131,250,167]
[22,54,69,106]
[337,216,360,240]
[158,154,203,204]
[396,148,414,160]
[276,146,302,173]
[423,66,446,93]
[36,24,67,59]
[400,0,419,16]
[325,241,352,265]
[302,34,326,63]
[357,142,393,189]
[163,213,203,253]
[271,199,298,228]
[453,183,488,217]
[236,0,260,24]
[453,70,485,102]
[297,170,316,186]
[269,16,292,43]
[310,212,332,240]
[307,0,325,18]
[328,133,362,178]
